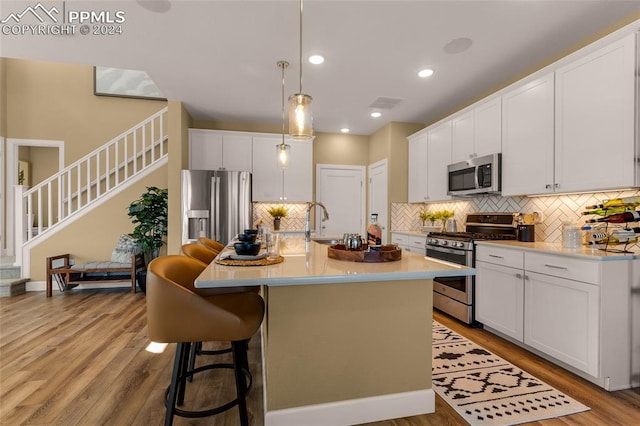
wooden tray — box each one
[327,244,402,263]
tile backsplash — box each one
[392,189,640,243]
[252,203,309,231]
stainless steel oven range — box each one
[426,212,517,325]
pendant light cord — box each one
[299,0,303,94]
[277,60,289,145]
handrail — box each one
[15,107,168,261]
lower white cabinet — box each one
[524,271,599,377]
[475,243,633,390]
[475,261,524,341]
[391,232,425,254]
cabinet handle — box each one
[545,184,551,189]
[488,254,504,259]
[544,264,568,270]
[555,183,560,188]
[524,274,530,281]
[515,273,522,279]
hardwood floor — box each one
[1,289,638,425]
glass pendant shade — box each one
[288,93,314,140]
[277,142,291,169]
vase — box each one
[273,217,281,231]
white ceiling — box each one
[2,0,640,135]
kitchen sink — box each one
[311,237,339,245]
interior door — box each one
[368,159,388,244]
[316,165,365,236]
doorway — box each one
[315,164,365,236]
[4,139,64,256]
[368,159,388,244]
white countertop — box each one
[392,230,429,237]
[195,235,472,288]
[475,240,640,260]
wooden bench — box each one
[46,253,146,297]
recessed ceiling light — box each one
[340,128,350,133]
[309,55,325,65]
[370,112,382,118]
[418,68,434,78]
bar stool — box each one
[198,237,226,253]
[146,255,265,426]
[181,243,217,265]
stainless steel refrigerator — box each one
[181,170,252,244]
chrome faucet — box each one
[305,202,330,241]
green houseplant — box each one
[267,205,288,231]
[128,186,168,264]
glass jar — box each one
[562,221,580,248]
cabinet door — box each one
[555,34,636,193]
[189,130,223,170]
[475,261,524,341]
[524,271,599,376]
[427,121,452,202]
[284,139,312,202]
[252,136,283,201]
[474,97,502,158]
[408,134,428,202]
[451,111,474,163]
[222,134,253,172]
[502,73,555,196]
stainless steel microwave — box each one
[447,153,501,196]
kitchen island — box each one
[195,236,473,425]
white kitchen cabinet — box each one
[407,122,451,203]
[475,242,634,390]
[252,136,312,202]
[502,34,637,196]
[407,132,428,203]
[501,72,555,196]
[188,129,252,172]
[426,121,452,202]
[554,33,636,193]
[475,245,525,341]
[451,97,501,164]
[391,232,425,254]
[524,270,599,377]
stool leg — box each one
[177,342,191,406]
[232,340,249,426]
[187,341,200,383]
[165,342,186,426]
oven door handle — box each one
[426,246,468,257]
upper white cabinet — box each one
[501,73,555,196]
[502,33,637,196]
[407,132,428,202]
[407,122,452,203]
[427,121,452,202]
[188,129,253,172]
[252,136,312,202]
[451,97,502,163]
[554,33,637,193]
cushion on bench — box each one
[71,261,132,270]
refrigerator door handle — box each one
[211,176,221,241]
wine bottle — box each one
[586,211,640,224]
[581,206,632,216]
[585,196,640,210]
[367,213,382,247]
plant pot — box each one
[273,217,281,231]
[136,270,147,293]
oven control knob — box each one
[440,240,448,246]
[454,242,463,248]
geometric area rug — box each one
[432,321,590,425]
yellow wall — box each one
[167,100,193,255]
[313,132,369,166]
[29,167,167,281]
[5,58,166,164]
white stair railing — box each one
[14,107,168,258]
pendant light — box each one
[277,60,291,169]
[288,0,314,140]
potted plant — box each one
[420,210,440,233]
[439,209,455,231]
[267,205,288,231]
[128,186,168,292]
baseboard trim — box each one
[264,389,435,426]
[25,280,130,293]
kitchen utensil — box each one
[516,224,535,242]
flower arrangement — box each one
[267,205,288,219]
[420,209,455,232]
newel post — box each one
[14,185,25,267]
